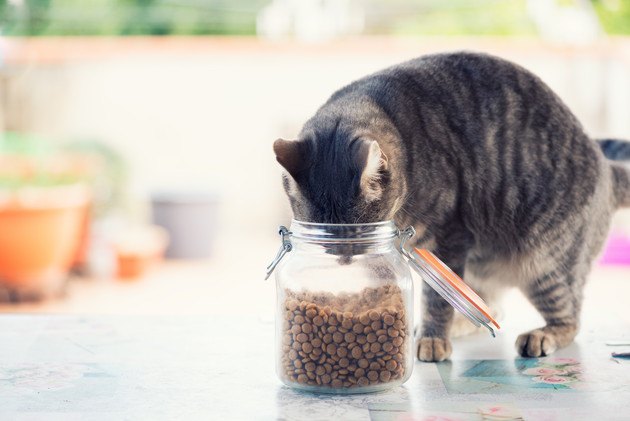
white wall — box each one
[4,38,630,246]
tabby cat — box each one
[273,52,630,361]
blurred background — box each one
[0,0,629,317]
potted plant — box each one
[0,132,91,301]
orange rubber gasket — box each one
[414,248,501,329]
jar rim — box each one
[289,219,398,243]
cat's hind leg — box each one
[515,268,584,357]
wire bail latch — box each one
[265,225,292,280]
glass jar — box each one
[270,220,413,394]
[266,220,499,394]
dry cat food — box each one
[279,284,408,389]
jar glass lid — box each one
[399,227,500,337]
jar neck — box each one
[288,220,399,255]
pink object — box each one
[599,233,630,265]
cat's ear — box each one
[357,140,388,201]
[273,138,309,179]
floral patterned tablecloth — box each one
[0,315,628,420]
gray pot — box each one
[150,191,219,259]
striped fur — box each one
[274,52,627,361]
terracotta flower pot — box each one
[0,184,90,300]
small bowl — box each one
[112,225,169,279]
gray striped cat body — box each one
[273,52,630,361]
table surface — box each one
[1,311,629,421]
[1,250,629,421]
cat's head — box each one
[273,130,403,224]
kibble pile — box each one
[279,284,408,390]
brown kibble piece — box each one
[357,376,369,387]
[344,332,356,343]
[367,370,379,381]
[332,332,343,343]
[358,358,369,368]
[351,346,362,359]
[331,379,343,388]
[302,342,313,353]
[368,310,380,321]
[339,358,349,368]
[386,360,398,371]
[287,300,299,311]
[393,337,404,347]
[296,333,308,343]
[301,323,313,334]
[305,362,316,372]
[383,314,395,326]
[370,342,381,353]
[313,316,324,326]
[305,308,317,319]
[359,313,370,325]
[326,343,337,355]
[388,327,399,337]
[291,324,302,335]
[379,370,391,382]
[297,374,308,384]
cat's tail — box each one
[598,138,630,207]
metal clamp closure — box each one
[265,225,292,280]
[398,226,416,260]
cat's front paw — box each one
[515,329,558,357]
[416,336,452,362]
